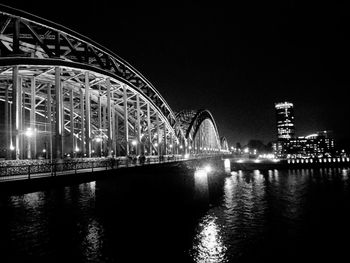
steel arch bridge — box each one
[0,5,228,161]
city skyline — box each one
[1,1,349,148]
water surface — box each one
[1,165,350,262]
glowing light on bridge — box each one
[24,128,34,137]
[204,165,212,173]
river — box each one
[1,162,350,262]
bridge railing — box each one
[0,154,190,182]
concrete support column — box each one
[18,77,23,159]
[85,72,91,157]
[69,89,74,156]
[30,77,36,159]
[54,67,63,159]
[147,103,151,156]
[112,110,116,156]
[123,86,129,156]
[156,113,160,156]
[115,112,120,156]
[106,78,112,156]
[102,106,107,155]
[136,94,141,155]
[163,123,167,156]
[5,84,10,159]
[47,84,53,161]
[11,66,19,160]
[169,134,173,155]
[97,86,102,157]
[80,89,85,156]
[12,71,23,160]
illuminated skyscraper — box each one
[275,102,295,141]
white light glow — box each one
[195,168,207,179]
[192,215,226,263]
[25,128,34,137]
[224,159,230,169]
[184,153,190,159]
[131,140,137,146]
[204,165,212,173]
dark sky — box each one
[2,1,350,148]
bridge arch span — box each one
[0,5,184,160]
[220,137,229,152]
[176,109,226,155]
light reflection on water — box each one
[192,215,227,263]
[82,219,104,260]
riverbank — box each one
[230,158,350,170]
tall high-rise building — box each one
[275,102,295,141]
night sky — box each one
[2,1,350,148]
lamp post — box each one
[131,140,137,155]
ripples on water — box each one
[1,166,350,262]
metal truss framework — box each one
[220,137,229,152]
[0,5,227,160]
[175,110,227,154]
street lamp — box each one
[25,128,34,137]
[131,140,138,154]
